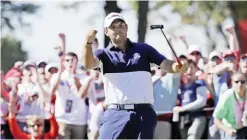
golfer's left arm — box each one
[160,59,177,73]
[146,44,187,73]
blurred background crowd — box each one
[1,0,247,139]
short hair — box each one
[66,52,78,60]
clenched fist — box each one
[172,61,188,73]
[86,30,98,44]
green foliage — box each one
[169,1,231,25]
[232,1,247,20]
[1,1,40,31]
[129,1,138,11]
[1,36,27,72]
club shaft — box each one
[160,29,179,59]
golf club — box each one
[150,24,182,68]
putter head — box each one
[150,25,164,30]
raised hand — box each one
[224,25,235,35]
[85,30,98,44]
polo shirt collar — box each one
[107,38,133,51]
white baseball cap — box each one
[209,51,221,60]
[104,12,126,28]
[188,44,201,54]
[23,60,36,68]
[45,63,58,73]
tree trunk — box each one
[137,1,149,43]
[104,1,122,48]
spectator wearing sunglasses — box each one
[8,101,58,139]
[213,72,247,139]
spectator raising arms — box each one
[8,101,58,139]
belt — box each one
[106,104,153,110]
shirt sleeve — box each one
[145,44,166,65]
[94,49,105,62]
[8,117,30,139]
[213,90,230,119]
[45,114,59,139]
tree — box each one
[104,1,122,47]
[137,1,149,43]
[228,1,247,53]
[149,1,247,53]
[1,1,40,32]
[1,36,27,72]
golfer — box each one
[82,12,188,139]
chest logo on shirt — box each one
[183,90,193,103]
[133,53,141,60]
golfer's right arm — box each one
[82,30,99,69]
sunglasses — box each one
[223,55,236,61]
[28,123,43,128]
[234,80,246,84]
[190,52,201,56]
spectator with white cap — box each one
[45,63,58,81]
[208,51,222,67]
[188,44,205,69]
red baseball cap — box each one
[222,50,235,58]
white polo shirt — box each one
[51,71,87,125]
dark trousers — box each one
[98,107,157,139]
[1,124,13,139]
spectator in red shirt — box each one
[8,101,58,139]
[4,61,23,80]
